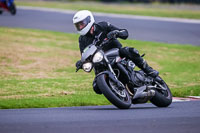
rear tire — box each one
[9,3,16,15]
[150,76,172,107]
[97,74,131,109]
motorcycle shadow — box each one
[78,105,159,110]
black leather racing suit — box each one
[78,21,158,78]
[79,21,127,53]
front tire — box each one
[150,76,172,107]
[96,74,131,109]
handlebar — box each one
[99,38,113,47]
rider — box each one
[0,0,13,7]
[73,10,159,79]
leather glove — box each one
[107,30,119,39]
[76,60,82,68]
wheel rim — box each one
[105,75,130,102]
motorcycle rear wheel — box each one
[97,74,131,109]
[150,76,172,107]
[9,3,16,15]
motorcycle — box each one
[0,0,16,15]
[76,33,172,109]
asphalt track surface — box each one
[0,101,200,133]
[0,7,200,46]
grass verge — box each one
[0,27,200,109]
[16,0,200,19]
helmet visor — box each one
[74,16,91,31]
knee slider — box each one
[119,47,130,58]
[129,48,140,57]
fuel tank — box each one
[105,48,119,58]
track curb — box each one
[173,96,200,102]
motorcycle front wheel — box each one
[97,74,131,109]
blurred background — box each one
[42,0,200,4]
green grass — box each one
[16,1,200,19]
[0,27,200,109]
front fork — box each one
[104,55,126,89]
[104,55,117,78]
[93,56,125,94]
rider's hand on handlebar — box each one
[107,30,119,40]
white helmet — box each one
[73,10,95,35]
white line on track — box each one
[18,6,200,24]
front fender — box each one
[95,71,113,79]
[95,70,124,89]
[93,71,114,95]
[95,71,119,85]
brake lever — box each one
[99,38,112,47]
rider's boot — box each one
[137,59,159,78]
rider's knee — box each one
[129,47,140,57]
[119,47,140,58]
[119,47,129,58]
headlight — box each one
[82,62,93,72]
[92,52,103,63]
